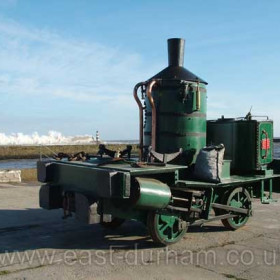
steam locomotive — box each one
[37,38,280,245]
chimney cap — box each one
[148,38,207,84]
[168,38,185,67]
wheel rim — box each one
[227,188,251,227]
[155,214,185,243]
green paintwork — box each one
[41,161,131,198]
[154,213,186,243]
[134,177,171,209]
[260,179,277,204]
[176,173,280,188]
[258,122,273,166]
[144,81,207,164]
[221,160,231,178]
[225,188,251,228]
[48,159,187,175]
[38,159,187,200]
[207,119,273,172]
[102,198,148,223]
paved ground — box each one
[0,182,280,280]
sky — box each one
[0,0,280,139]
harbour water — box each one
[0,159,38,170]
[0,142,280,170]
[275,142,280,158]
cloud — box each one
[0,16,154,104]
[0,16,157,138]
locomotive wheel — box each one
[100,217,125,229]
[221,187,252,230]
[147,211,187,246]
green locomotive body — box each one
[38,38,280,245]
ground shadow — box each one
[0,208,228,253]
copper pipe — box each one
[146,80,158,151]
[133,82,146,160]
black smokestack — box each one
[168,38,185,67]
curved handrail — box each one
[146,80,158,151]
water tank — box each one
[207,118,273,172]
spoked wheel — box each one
[147,211,187,246]
[100,217,125,229]
[221,187,252,230]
